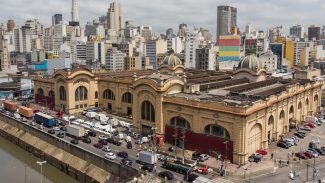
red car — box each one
[94,143,103,149]
[256,149,268,155]
[303,151,313,159]
[295,152,307,160]
[305,123,316,128]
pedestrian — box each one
[271,153,273,159]
[287,160,289,165]
[279,160,282,167]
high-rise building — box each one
[218,35,240,61]
[269,43,284,69]
[145,39,167,69]
[308,25,321,41]
[184,30,203,68]
[86,41,105,65]
[71,0,79,22]
[105,47,126,71]
[195,45,216,70]
[107,2,124,31]
[52,14,63,26]
[216,5,237,43]
[139,26,152,40]
[178,23,188,39]
[7,19,15,32]
[14,26,32,53]
[259,50,278,72]
[289,25,304,40]
[0,38,10,71]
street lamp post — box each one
[36,160,47,183]
[151,127,157,155]
[223,141,229,177]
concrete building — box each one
[71,0,79,22]
[31,49,46,63]
[14,26,32,53]
[294,41,310,65]
[145,39,167,69]
[33,54,323,165]
[86,41,105,65]
[259,50,278,72]
[139,26,152,40]
[216,5,237,43]
[0,38,10,71]
[308,25,321,41]
[195,45,216,70]
[52,14,63,26]
[270,43,284,70]
[290,25,304,40]
[118,42,134,57]
[184,30,203,68]
[167,36,183,54]
[105,47,126,71]
[28,58,70,75]
[7,20,15,32]
[107,2,124,32]
[300,47,311,67]
[178,23,188,40]
[52,24,67,51]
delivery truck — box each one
[136,151,158,165]
[18,106,33,118]
[3,101,17,112]
[34,113,56,127]
[66,125,85,139]
[95,114,109,122]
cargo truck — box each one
[34,113,56,127]
[18,106,33,118]
[162,159,193,175]
[3,101,17,112]
[136,151,158,165]
[66,125,85,139]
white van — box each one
[86,112,97,119]
[14,113,21,120]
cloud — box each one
[0,0,324,38]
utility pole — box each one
[36,160,47,183]
[173,120,178,159]
[223,141,229,177]
[306,160,309,182]
[181,128,186,164]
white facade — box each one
[53,24,67,51]
[260,50,278,72]
[184,30,203,68]
[105,47,126,71]
[14,27,32,53]
[107,2,124,31]
[167,37,183,54]
[86,41,105,65]
[294,42,310,65]
[71,0,79,22]
[195,46,216,70]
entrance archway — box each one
[248,124,262,155]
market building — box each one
[33,52,323,164]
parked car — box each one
[300,126,311,131]
[48,129,55,134]
[121,158,133,166]
[99,135,109,141]
[105,152,116,160]
[71,139,79,145]
[102,145,111,152]
[248,153,262,163]
[94,143,104,149]
[256,149,268,155]
[294,132,305,139]
[126,141,132,149]
[183,173,199,182]
[158,171,174,180]
[306,150,319,158]
[82,137,91,144]
[283,139,295,146]
[315,148,325,156]
[305,123,316,128]
[199,154,209,162]
[295,152,307,160]
[57,132,64,138]
[117,151,128,158]
[87,131,96,137]
[141,164,154,172]
[107,138,122,146]
[303,151,313,159]
[60,126,67,131]
[309,142,317,149]
[192,152,202,160]
[98,139,108,145]
[277,141,290,149]
[53,127,60,131]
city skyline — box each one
[1,0,325,36]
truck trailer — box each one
[3,101,17,112]
[18,106,33,118]
[34,113,56,127]
[136,151,158,165]
[66,125,85,139]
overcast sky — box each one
[1,0,325,37]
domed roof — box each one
[237,54,262,71]
[162,49,182,67]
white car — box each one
[105,152,116,160]
[53,127,60,131]
[99,135,109,141]
[102,145,112,152]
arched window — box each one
[48,90,55,98]
[204,125,230,139]
[268,115,274,125]
[75,86,88,101]
[95,91,98,99]
[122,92,133,104]
[103,89,115,100]
[141,101,155,122]
[37,88,44,96]
[306,98,309,106]
[298,102,302,110]
[59,86,66,101]
[170,117,191,129]
[289,106,294,114]
[314,95,319,102]
[279,110,285,119]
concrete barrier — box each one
[0,114,139,181]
